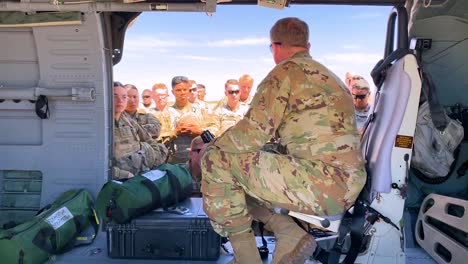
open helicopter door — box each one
[355,5,422,264]
[291,5,422,264]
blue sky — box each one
[114,4,392,102]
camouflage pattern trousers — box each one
[201,146,361,237]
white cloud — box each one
[206,37,270,47]
[351,12,384,19]
[125,37,189,49]
[177,55,221,61]
[124,35,269,49]
[175,55,268,64]
[343,45,361,50]
[320,52,381,64]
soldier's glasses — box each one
[142,95,151,98]
[269,42,282,52]
[352,94,368,100]
[189,88,197,93]
[191,149,202,153]
[227,90,240,95]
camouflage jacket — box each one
[213,103,249,135]
[148,106,173,142]
[213,95,252,112]
[113,114,168,179]
[126,109,161,139]
[213,51,364,171]
[166,102,218,163]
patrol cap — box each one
[352,78,370,91]
[171,76,189,87]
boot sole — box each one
[277,234,316,264]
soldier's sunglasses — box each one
[269,42,282,52]
[191,149,202,153]
[227,90,240,95]
[352,94,368,100]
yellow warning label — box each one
[395,135,414,149]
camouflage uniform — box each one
[193,99,213,114]
[214,103,249,135]
[240,95,253,107]
[149,106,173,143]
[213,95,252,112]
[201,51,367,237]
[355,104,371,132]
[126,109,161,139]
[138,102,155,113]
[113,113,168,179]
[167,103,217,164]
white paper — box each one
[46,207,74,230]
[142,169,166,182]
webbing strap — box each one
[126,179,162,219]
[371,48,413,90]
[341,200,367,264]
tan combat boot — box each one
[228,231,262,264]
[266,214,317,264]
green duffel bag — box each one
[0,189,99,264]
[96,163,193,224]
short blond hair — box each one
[270,17,309,48]
[239,74,254,85]
[124,84,138,91]
[225,79,239,89]
[152,83,167,92]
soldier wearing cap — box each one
[166,76,217,164]
[113,82,168,179]
[124,84,161,139]
[351,77,372,132]
[201,17,366,263]
[213,79,249,135]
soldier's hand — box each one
[174,123,185,136]
[184,123,203,137]
[127,172,134,179]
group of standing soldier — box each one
[112,73,257,179]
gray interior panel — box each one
[0,13,112,210]
[411,15,468,105]
[0,109,42,145]
[0,28,39,87]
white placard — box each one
[46,207,74,230]
[142,170,166,182]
